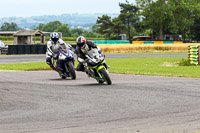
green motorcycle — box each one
[83,49,112,85]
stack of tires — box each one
[8,45,47,55]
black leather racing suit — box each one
[75,40,98,71]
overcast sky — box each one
[0,0,136,18]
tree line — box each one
[34,21,104,38]
[0,21,104,38]
[0,22,21,31]
[96,0,200,41]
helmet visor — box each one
[77,42,85,48]
[52,38,59,43]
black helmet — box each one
[76,36,86,48]
[51,32,59,44]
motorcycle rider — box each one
[75,36,109,71]
[46,32,73,72]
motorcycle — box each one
[83,49,112,85]
[52,47,76,80]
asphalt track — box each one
[0,71,200,133]
[1,53,199,133]
[0,53,187,64]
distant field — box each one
[98,43,199,53]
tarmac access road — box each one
[0,53,187,64]
[0,71,200,133]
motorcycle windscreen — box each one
[58,45,69,59]
[87,49,99,59]
[87,49,102,67]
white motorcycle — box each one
[52,47,76,80]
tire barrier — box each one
[188,45,200,65]
[8,45,47,55]
[92,40,130,44]
[7,44,77,55]
[132,41,183,44]
[0,48,8,55]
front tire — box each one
[59,73,66,79]
[98,80,104,84]
[99,68,112,85]
[65,61,76,80]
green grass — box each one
[3,41,14,45]
[0,62,50,71]
[0,57,200,78]
[106,57,200,78]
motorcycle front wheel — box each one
[98,80,104,84]
[99,68,112,85]
[65,61,76,80]
[59,73,66,79]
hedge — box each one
[0,36,106,41]
[0,36,14,41]
[45,37,106,41]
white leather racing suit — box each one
[46,39,72,68]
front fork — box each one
[96,64,110,81]
[97,60,110,74]
[103,60,110,70]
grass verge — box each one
[0,57,200,78]
[106,57,200,78]
[0,62,50,71]
[103,51,187,54]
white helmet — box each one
[51,32,59,44]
